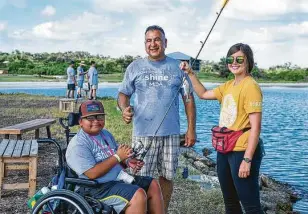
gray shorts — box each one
[132,135,180,180]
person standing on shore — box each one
[182,43,264,213]
[118,25,196,212]
[88,61,98,100]
[76,61,88,98]
[66,60,76,98]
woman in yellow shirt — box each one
[182,43,264,213]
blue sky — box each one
[0,0,307,68]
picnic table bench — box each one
[0,119,56,140]
[0,139,38,197]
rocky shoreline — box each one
[180,147,300,214]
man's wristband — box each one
[113,154,121,162]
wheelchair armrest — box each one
[69,133,76,138]
[65,177,99,187]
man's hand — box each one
[184,129,196,147]
[116,145,132,161]
[122,106,134,124]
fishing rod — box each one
[191,0,230,68]
[135,0,230,165]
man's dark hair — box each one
[226,43,254,73]
[145,25,165,36]
[91,61,96,65]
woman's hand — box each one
[238,161,251,178]
[180,61,194,75]
[116,145,132,161]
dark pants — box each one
[217,142,264,214]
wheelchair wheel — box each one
[31,189,94,214]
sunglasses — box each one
[226,56,245,64]
[83,114,105,121]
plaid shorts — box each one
[132,135,180,180]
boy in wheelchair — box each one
[66,100,164,214]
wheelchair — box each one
[31,113,116,214]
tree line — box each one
[0,50,307,82]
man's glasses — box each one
[83,115,105,121]
[226,56,245,64]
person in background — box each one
[88,61,98,100]
[76,61,88,98]
[66,60,76,98]
[66,100,164,214]
[118,25,196,212]
[182,43,264,214]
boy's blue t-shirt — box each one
[66,129,122,183]
[118,56,193,136]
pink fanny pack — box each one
[211,126,250,154]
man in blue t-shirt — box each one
[66,60,76,98]
[66,100,164,214]
[88,61,98,100]
[118,25,196,212]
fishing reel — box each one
[131,140,146,159]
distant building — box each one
[0,70,8,74]
[167,52,201,72]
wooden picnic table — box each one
[0,119,56,140]
[0,139,38,197]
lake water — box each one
[0,84,307,213]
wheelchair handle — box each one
[59,117,68,129]
[37,138,64,173]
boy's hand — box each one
[116,145,132,161]
[127,158,144,171]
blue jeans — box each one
[217,140,264,214]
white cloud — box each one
[8,0,26,8]
[0,21,7,31]
[9,12,122,41]
[222,0,308,20]
[94,0,172,13]
[41,5,56,17]
[196,20,308,68]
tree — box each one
[213,57,229,78]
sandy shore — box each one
[0,81,307,89]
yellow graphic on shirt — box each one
[219,94,237,127]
